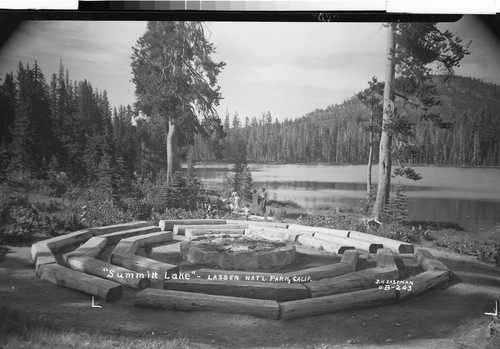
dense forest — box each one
[193,75,500,167]
[1,62,499,191]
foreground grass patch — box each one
[0,306,194,349]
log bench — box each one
[193,269,290,282]
[63,237,108,263]
[286,250,359,281]
[110,252,179,281]
[297,234,355,254]
[398,269,450,301]
[135,289,280,319]
[185,228,245,239]
[39,264,122,301]
[280,288,398,321]
[164,278,310,301]
[100,226,161,244]
[348,231,414,254]
[173,224,248,236]
[415,249,450,271]
[313,232,383,254]
[90,221,150,235]
[66,255,150,289]
[159,219,226,232]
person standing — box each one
[260,187,268,218]
[251,189,260,215]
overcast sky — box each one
[0,16,499,122]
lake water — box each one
[192,163,500,234]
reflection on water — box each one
[192,163,500,233]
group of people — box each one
[226,187,268,217]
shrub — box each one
[297,212,368,232]
[268,199,301,209]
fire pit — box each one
[180,234,296,271]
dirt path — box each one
[1,244,499,349]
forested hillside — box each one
[1,62,499,191]
[193,75,500,166]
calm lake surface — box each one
[193,163,500,234]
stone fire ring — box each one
[180,235,296,271]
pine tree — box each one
[131,21,225,184]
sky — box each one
[0,16,499,122]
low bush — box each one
[297,212,368,233]
[268,199,301,209]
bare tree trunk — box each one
[371,23,396,223]
[366,113,373,196]
[166,120,180,184]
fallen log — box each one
[164,278,310,301]
[159,219,226,232]
[348,231,414,254]
[314,232,383,254]
[100,226,161,244]
[135,289,280,319]
[90,221,150,235]
[194,269,290,282]
[63,237,108,263]
[39,264,122,301]
[286,251,359,281]
[185,228,246,239]
[306,267,400,298]
[66,256,150,289]
[280,288,397,321]
[297,234,355,254]
[110,252,179,279]
[173,224,248,236]
[398,270,450,301]
[415,249,450,271]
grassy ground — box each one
[0,306,194,349]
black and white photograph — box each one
[0,10,499,349]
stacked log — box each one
[286,250,359,281]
